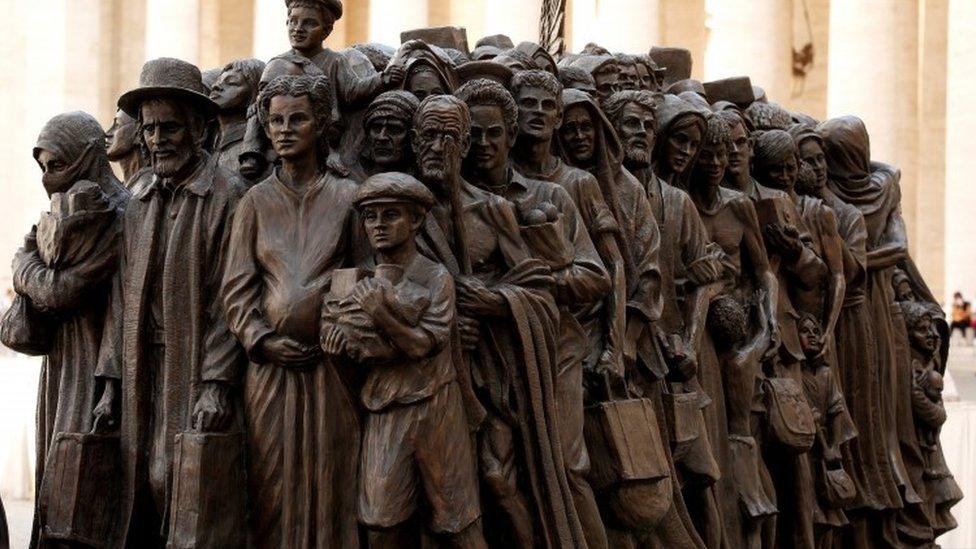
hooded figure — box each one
[819,115,945,546]
[393,40,460,100]
[15,112,129,548]
[653,95,707,191]
[514,41,558,75]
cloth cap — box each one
[284,0,342,19]
[355,172,435,210]
[364,91,421,128]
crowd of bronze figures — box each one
[3,1,962,547]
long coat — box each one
[97,159,245,547]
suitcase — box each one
[167,432,246,549]
[584,383,670,490]
[39,432,120,547]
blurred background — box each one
[0,0,975,546]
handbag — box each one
[167,432,247,549]
[38,432,120,546]
[818,463,857,508]
[0,294,52,356]
[661,390,701,447]
[584,373,670,490]
[762,377,815,454]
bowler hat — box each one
[118,58,219,119]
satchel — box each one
[38,432,120,546]
[167,432,246,549]
[762,377,815,454]
[661,390,701,447]
[519,216,574,271]
[818,464,857,508]
[584,375,670,490]
[0,294,52,356]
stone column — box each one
[483,0,542,44]
[659,0,706,79]
[827,0,919,247]
[145,0,200,63]
[570,0,659,53]
[916,0,948,300]
[199,0,255,70]
[944,0,976,303]
[369,0,428,47]
[704,0,792,102]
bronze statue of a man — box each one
[323,172,487,548]
[455,78,612,549]
[93,57,246,547]
[351,90,419,180]
[105,109,147,186]
[221,75,362,548]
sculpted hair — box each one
[455,79,519,134]
[258,75,332,131]
[223,58,267,105]
[414,94,471,138]
[510,69,564,109]
[286,1,336,23]
[900,300,934,331]
[746,101,792,131]
[558,66,595,90]
[604,90,658,127]
[703,113,733,148]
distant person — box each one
[950,292,971,344]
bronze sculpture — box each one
[8,18,960,549]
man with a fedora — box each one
[93,57,246,547]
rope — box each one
[539,0,568,57]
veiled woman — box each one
[790,124,904,542]
[12,111,128,547]
[653,95,707,191]
[221,76,360,548]
[818,115,933,546]
[391,40,460,101]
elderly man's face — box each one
[287,7,331,52]
[615,102,656,169]
[515,86,561,141]
[106,109,138,161]
[367,116,410,167]
[141,100,200,178]
[210,67,252,112]
[413,107,468,187]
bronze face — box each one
[559,104,596,165]
[209,67,252,112]
[266,94,319,161]
[693,138,728,188]
[468,104,513,173]
[106,109,139,161]
[726,118,751,177]
[287,6,331,53]
[615,102,656,169]
[414,106,467,185]
[406,67,445,101]
[366,116,410,167]
[140,99,200,177]
[798,316,823,357]
[514,85,561,141]
[361,203,420,253]
[756,153,798,192]
[664,116,702,176]
[616,63,639,91]
[910,313,941,355]
[798,138,827,191]
[593,67,618,102]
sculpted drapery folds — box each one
[11,19,960,549]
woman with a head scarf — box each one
[391,40,460,101]
[9,111,128,546]
[653,95,707,191]
[819,115,945,547]
[790,123,906,530]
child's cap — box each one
[355,172,436,212]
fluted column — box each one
[199,0,254,69]
[145,0,200,63]
[943,0,976,304]
[252,0,289,60]
[570,0,658,53]
[704,0,792,102]
[369,0,428,47]
[827,0,919,247]
[483,0,542,45]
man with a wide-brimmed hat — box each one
[94,57,246,547]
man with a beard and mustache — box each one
[350,90,419,181]
[105,109,147,187]
[410,94,588,548]
[93,57,246,547]
[455,78,612,549]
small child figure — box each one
[797,313,857,549]
[900,301,963,536]
[321,172,488,548]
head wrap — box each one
[746,101,792,130]
[364,90,420,128]
[33,111,115,195]
[752,129,797,166]
[787,123,822,149]
[817,115,871,190]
